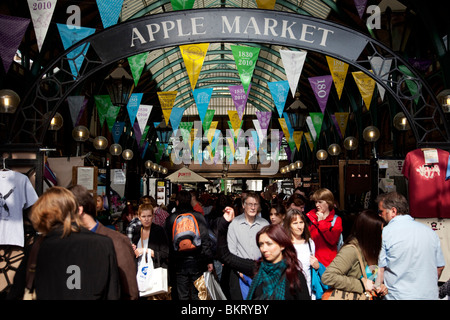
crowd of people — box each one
[5,184,448,300]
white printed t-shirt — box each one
[0,170,38,247]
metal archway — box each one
[8,8,450,149]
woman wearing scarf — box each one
[246,224,310,300]
[218,207,310,300]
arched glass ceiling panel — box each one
[120,0,337,117]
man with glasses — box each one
[225,191,269,299]
[376,191,445,300]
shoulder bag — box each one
[323,244,372,300]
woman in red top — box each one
[306,188,343,267]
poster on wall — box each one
[156,180,166,206]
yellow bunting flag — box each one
[256,0,277,9]
[189,128,197,150]
[228,110,241,137]
[207,121,218,144]
[334,112,349,138]
[180,43,209,90]
[278,118,291,142]
[293,131,303,151]
[304,132,314,152]
[326,56,349,100]
[352,71,376,110]
[157,91,177,126]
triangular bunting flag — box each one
[67,96,86,127]
[180,43,209,90]
[193,87,213,123]
[202,109,215,133]
[157,91,177,126]
[106,105,121,132]
[255,0,277,9]
[309,112,324,143]
[369,56,392,102]
[280,49,307,98]
[304,132,314,152]
[127,93,143,126]
[256,111,272,137]
[96,0,124,29]
[27,0,56,52]
[171,0,196,11]
[352,70,376,110]
[333,112,349,139]
[0,15,30,73]
[94,95,113,128]
[354,0,368,19]
[398,65,420,104]
[128,52,149,86]
[137,104,153,135]
[56,23,96,78]
[278,118,291,142]
[326,56,349,100]
[169,107,185,133]
[268,80,290,118]
[112,121,125,144]
[293,131,303,151]
[229,84,250,120]
[228,110,242,137]
[231,45,260,94]
[308,75,333,114]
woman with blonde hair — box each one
[12,186,120,299]
[306,188,343,267]
[132,203,169,269]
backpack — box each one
[331,214,344,251]
[172,213,202,251]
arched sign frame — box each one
[8,8,450,150]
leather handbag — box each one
[323,244,373,301]
[23,236,44,300]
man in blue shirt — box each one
[377,192,445,300]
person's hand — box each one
[361,278,375,292]
[310,255,320,271]
[373,284,388,298]
[223,206,235,222]
[316,211,325,221]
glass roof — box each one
[118,0,336,115]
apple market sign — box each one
[91,8,368,62]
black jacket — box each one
[164,208,214,273]
[10,226,121,300]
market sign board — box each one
[91,8,368,63]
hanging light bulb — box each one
[46,112,64,131]
[344,136,358,150]
[110,143,122,156]
[363,126,380,142]
[393,112,410,131]
[93,136,108,150]
[122,149,134,160]
[328,143,341,156]
[145,160,153,170]
[316,149,328,160]
[72,125,89,142]
[294,160,303,169]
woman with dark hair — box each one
[217,207,310,300]
[246,224,310,300]
[284,208,321,298]
[321,209,388,298]
[269,203,286,225]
